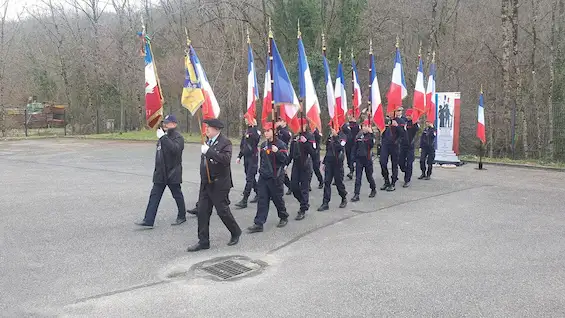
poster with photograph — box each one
[434,92,461,164]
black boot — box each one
[317,203,329,211]
[351,194,360,202]
[369,189,376,198]
[347,172,353,180]
[339,197,348,208]
[380,181,390,191]
[286,189,292,195]
[187,206,198,215]
[318,181,324,189]
[277,218,288,228]
[235,196,248,209]
[295,211,306,220]
[386,183,396,192]
[249,194,259,203]
[418,173,426,180]
[247,224,263,233]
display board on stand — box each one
[434,92,461,164]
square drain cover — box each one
[200,260,254,280]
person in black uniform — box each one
[275,117,293,195]
[379,107,405,192]
[351,120,377,202]
[289,118,315,220]
[317,125,348,211]
[419,120,436,180]
[186,119,241,252]
[399,109,419,188]
[247,122,289,232]
[310,127,324,189]
[135,114,187,228]
[235,118,260,209]
[341,112,360,180]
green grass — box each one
[460,154,565,169]
[82,130,240,144]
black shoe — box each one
[380,183,390,191]
[295,212,306,221]
[309,186,312,192]
[318,182,324,189]
[347,173,353,180]
[351,194,360,202]
[247,224,263,233]
[286,189,292,195]
[135,221,153,228]
[277,218,288,228]
[317,203,329,211]
[249,194,259,203]
[418,174,426,180]
[424,176,431,180]
[339,197,347,208]
[402,182,410,188]
[235,198,248,209]
[386,184,396,192]
[187,207,198,215]
[171,218,186,226]
[186,243,210,252]
[369,189,376,198]
[332,181,336,185]
[227,234,240,246]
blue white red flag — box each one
[369,45,385,132]
[351,57,362,120]
[334,52,347,127]
[271,38,300,133]
[298,36,321,131]
[138,31,163,129]
[386,47,407,114]
[245,42,259,123]
[425,58,437,122]
[477,89,486,144]
[413,56,426,122]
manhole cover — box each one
[201,260,253,280]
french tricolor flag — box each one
[322,53,336,128]
[261,54,272,128]
[386,47,407,114]
[298,35,321,132]
[425,58,436,122]
[245,42,259,123]
[191,46,220,120]
[477,89,486,144]
[351,57,362,120]
[334,52,347,127]
[412,56,426,122]
[272,37,300,133]
[369,47,385,132]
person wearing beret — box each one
[186,118,242,252]
[398,109,419,187]
[135,114,187,228]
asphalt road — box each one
[1,138,564,317]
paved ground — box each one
[1,138,564,317]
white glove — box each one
[299,136,307,143]
[236,158,241,164]
[201,144,210,154]
[156,128,165,139]
[271,145,279,153]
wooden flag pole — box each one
[368,39,373,128]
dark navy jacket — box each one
[276,126,292,146]
[323,132,347,164]
[258,139,288,179]
[420,127,436,150]
[352,132,375,159]
[289,131,315,167]
[238,126,260,159]
[401,120,420,149]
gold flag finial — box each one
[246,26,250,44]
[141,14,145,33]
[297,19,301,38]
[185,27,191,47]
[418,41,422,57]
[351,48,354,59]
[369,39,373,55]
[322,33,326,51]
[268,17,273,38]
[338,47,342,61]
[432,51,436,62]
[480,84,483,94]
[395,35,400,48]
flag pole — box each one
[351,48,355,121]
[268,18,276,141]
[368,39,373,128]
[478,84,485,170]
[322,33,336,132]
[298,19,304,134]
[186,29,212,183]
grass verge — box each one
[460,154,565,169]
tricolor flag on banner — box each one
[477,88,486,144]
[271,37,300,133]
[322,49,336,128]
[369,42,385,132]
[190,46,220,123]
[351,55,362,120]
[425,54,437,122]
[298,32,321,132]
[261,54,272,128]
[245,38,259,123]
[181,46,205,115]
[138,31,163,129]
[334,50,347,127]
[386,45,407,114]
[413,55,426,122]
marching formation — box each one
[135,20,445,252]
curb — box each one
[461,159,565,172]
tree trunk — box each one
[501,0,512,157]
[547,0,557,159]
[512,0,522,158]
[530,0,539,159]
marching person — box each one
[317,125,348,211]
[310,127,324,189]
[399,109,419,188]
[379,108,405,192]
[186,119,241,252]
[135,114,187,228]
[247,122,289,233]
[419,119,436,180]
[235,117,261,209]
[341,112,360,180]
[289,118,315,220]
[275,117,293,195]
[351,120,377,202]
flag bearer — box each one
[350,120,377,202]
[317,125,348,211]
[419,120,436,180]
[310,127,324,189]
[289,118,315,220]
[379,112,403,192]
[235,118,261,209]
[399,109,419,187]
[247,122,289,232]
[341,112,360,180]
[276,117,293,195]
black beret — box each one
[203,118,224,129]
